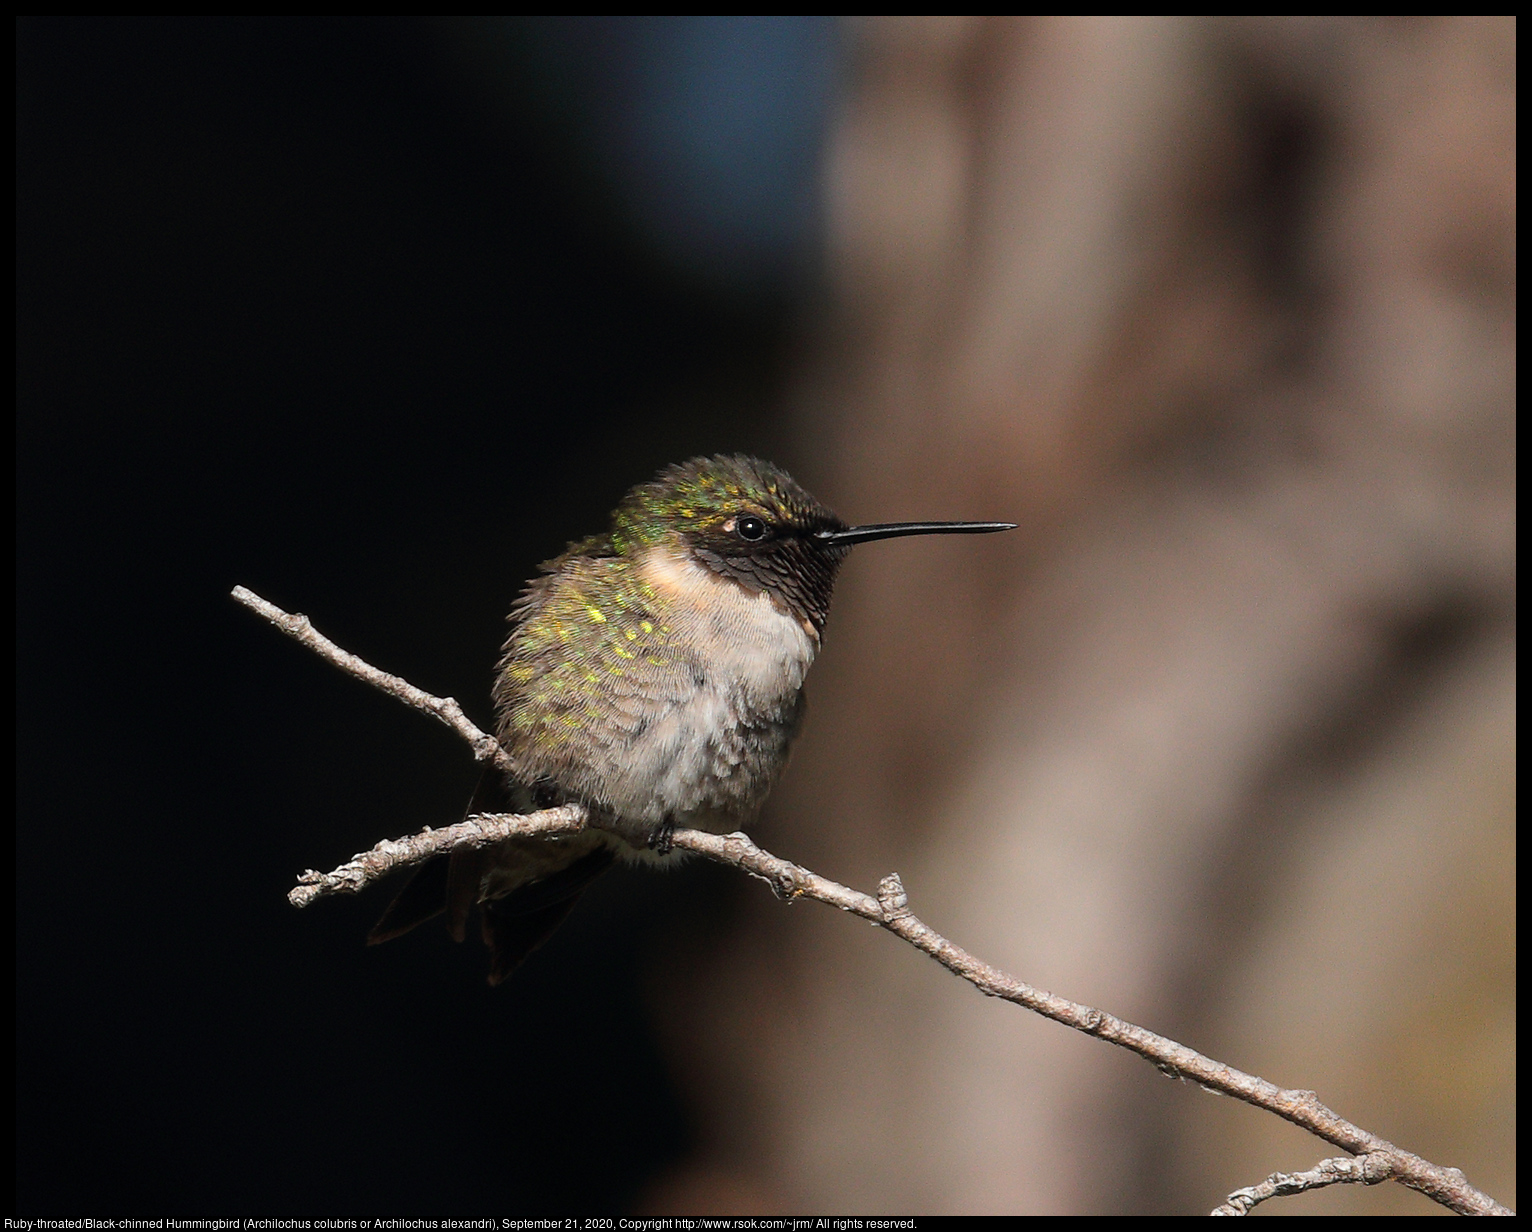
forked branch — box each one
[234,585,1512,1217]
[1211,1153,1395,1216]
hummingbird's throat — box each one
[640,542,821,689]
[640,546,822,648]
[640,545,821,634]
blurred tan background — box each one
[643,15,1515,1215]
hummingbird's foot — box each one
[648,817,676,856]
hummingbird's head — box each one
[612,455,1014,634]
[613,455,848,632]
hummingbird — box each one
[368,454,1014,983]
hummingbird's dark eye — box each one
[735,515,768,542]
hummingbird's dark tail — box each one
[366,843,614,982]
[367,856,451,944]
[366,768,617,982]
[366,767,511,946]
[478,845,616,985]
[481,898,585,985]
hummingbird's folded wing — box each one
[479,845,617,985]
[366,853,450,945]
[366,767,511,946]
[369,766,618,984]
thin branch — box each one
[231,585,515,777]
[663,833,1510,1217]
[1211,1152,1394,1215]
[236,586,1514,1218]
[288,805,588,907]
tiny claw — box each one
[648,818,675,856]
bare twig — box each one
[287,805,588,907]
[1211,1152,1395,1215]
[230,585,515,777]
[236,586,1514,1217]
[663,836,1510,1217]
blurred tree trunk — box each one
[647,16,1514,1215]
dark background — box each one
[17,17,836,1212]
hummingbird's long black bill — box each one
[815,521,1018,547]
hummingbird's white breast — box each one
[587,545,818,840]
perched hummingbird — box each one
[369,455,1014,982]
